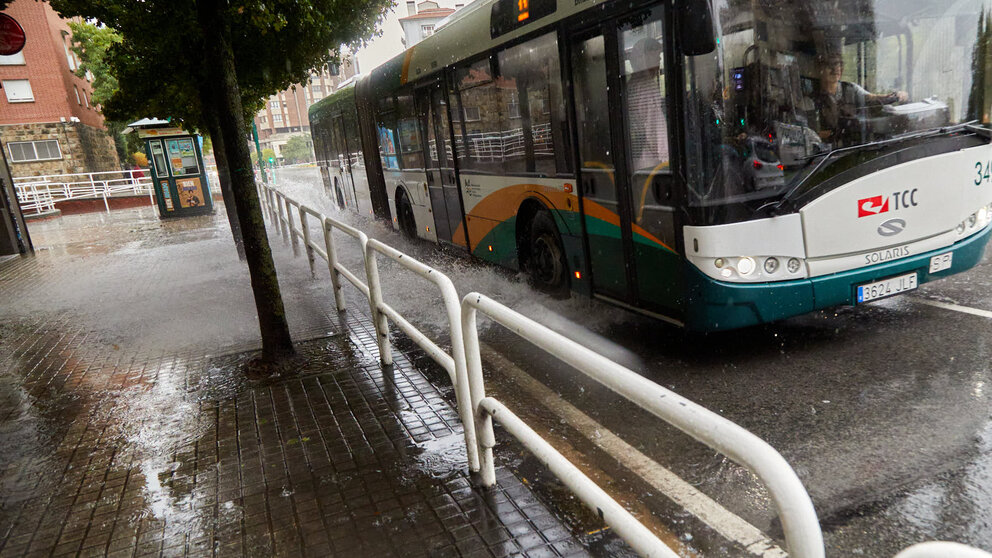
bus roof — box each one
[361,0,605,98]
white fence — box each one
[14,169,154,214]
[256,179,989,558]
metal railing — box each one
[14,169,154,214]
[461,293,822,558]
[256,178,991,558]
[260,183,480,473]
[895,542,992,558]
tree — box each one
[280,135,314,164]
[251,148,277,165]
[48,0,392,365]
[66,22,141,164]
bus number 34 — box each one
[974,161,992,185]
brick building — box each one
[252,56,359,162]
[0,0,119,178]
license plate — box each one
[857,272,918,303]
[929,252,953,273]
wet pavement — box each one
[0,206,613,557]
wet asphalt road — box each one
[273,168,992,557]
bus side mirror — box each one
[679,0,716,56]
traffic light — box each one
[268,157,275,166]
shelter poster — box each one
[175,177,204,208]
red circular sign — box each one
[0,14,26,57]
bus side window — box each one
[396,92,425,170]
[495,31,570,177]
[375,96,400,171]
[453,58,503,175]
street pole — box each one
[252,122,267,184]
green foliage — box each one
[251,148,276,165]
[48,0,393,134]
[280,135,314,164]
[67,22,121,109]
[201,134,213,155]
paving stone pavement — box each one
[0,206,615,557]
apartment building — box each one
[0,0,119,177]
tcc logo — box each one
[858,196,889,217]
[858,189,919,218]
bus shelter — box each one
[127,119,212,218]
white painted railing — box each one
[14,169,154,214]
[262,184,480,473]
[256,178,989,558]
[895,542,992,558]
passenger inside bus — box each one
[808,52,908,145]
[626,38,670,171]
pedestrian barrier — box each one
[461,292,823,558]
[255,178,990,558]
[895,542,992,558]
[14,169,153,214]
[258,182,480,474]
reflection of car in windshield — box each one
[743,137,784,190]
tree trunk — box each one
[200,97,246,260]
[197,0,295,361]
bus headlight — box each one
[787,257,802,274]
[763,257,779,274]
[737,256,756,276]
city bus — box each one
[310,0,992,331]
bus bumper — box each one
[684,224,992,332]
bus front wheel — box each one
[527,210,569,298]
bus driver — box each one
[811,52,908,144]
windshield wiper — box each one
[764,121,981,214]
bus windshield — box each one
[683,0,988,225]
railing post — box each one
[322,217,347,313]
[102,182,110,213]
[363,246,393,366]
[461,301,496,487]
[277,193,289,237]
[285,199,299,255]
[299,206,316,277]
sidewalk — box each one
[0,207,606,557]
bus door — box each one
[332,115,358,209]
[416,80,465,247]
[569,7,679,311]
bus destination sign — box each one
[490,0,555,38]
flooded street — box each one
[271,167,992,557]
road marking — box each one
[911,298,992,319]
[480,343,788,558]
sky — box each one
[352,0,477,74]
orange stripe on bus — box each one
[400,50,415,85]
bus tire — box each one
[396,189,417,239]
[527,210,569,298]
[333,177,346,209]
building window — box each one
[83,90,90,108]
[462,106,481,121]
[3,80,34,103]
[62,35,76,71]
[269,100,280,110]
[422,25,435,37]
[74,85,81,105]
[8,140,62,163]
[260,115,267,124]
[312,84,322,93]
[0,52,25,65]
[273,113,283,123]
